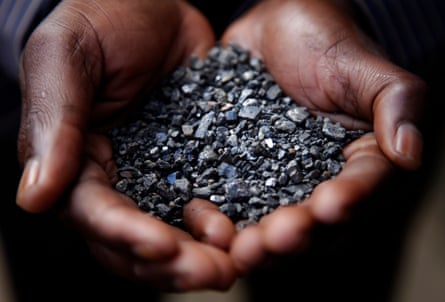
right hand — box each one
[59,134,237,291]
[16,0,237,291]
[16,0,215,213]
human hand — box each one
[223,0,426,170]
[15,0,238,290]
[220,0,426,273]
[16,0,215,212]
[57,133,236,291]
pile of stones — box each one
[109,44,364,230]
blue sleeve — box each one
[352,0,445,72]
[0,0,56,80]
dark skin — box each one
[16,0,237,291]
[15,0,427,290]
[220,0,426,273]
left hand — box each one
[218,0,426,274]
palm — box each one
[223,0,382,122]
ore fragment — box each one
[109,44,365,229]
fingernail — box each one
[395,122,423,168]
[16,159,40,209]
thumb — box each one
[16,21,101,213]
[354,56,427,170]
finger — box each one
[16,12,102,212]
[134,241,237,291]
[229,205,313,274]
[310,133,394,223]
[327,40,427,170]
[315,44,426,171]
[259,204,313,254]
[61,159,182,262]
[183,198,236,250]
[230,225,266,275]
[91,240,237,291]
[370,71,427,170]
